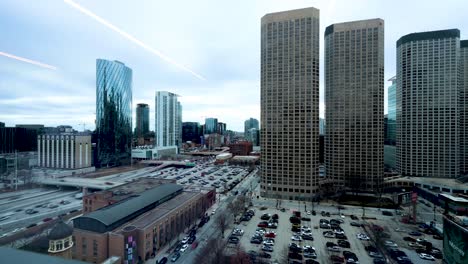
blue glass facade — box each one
[95,59,132,167]
[386,77,396,145]
[204,118,218,134]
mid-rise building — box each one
[0,126,38,154]
[135,103,150,137]
[244,118,259,145]
[204,118,218,134]
[244,118,259,135]
[37,134,92,169]
[155,91,182,149]
[260,7,320,200]
[397,29,461,178]
[95,59,133,168]
[229,141,253,156]
[461,40,468,176]
[325,19,384,191]
[73,179,215,263]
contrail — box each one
[0,51,58,70]
[63,0,205,80]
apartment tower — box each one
[325,19,385,191]
[155,91,182,149]
[397,29,461,178]
[260,7,320,200]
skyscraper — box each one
[155,91,182,148]
[386,76,396,145]
[217,122,226,135]
[461,40,468,176]
[260,7,320,200]
[244,118,259,135]
[95,59,132,167]
[204,118,218,134]
[135,103,149,137]
[325,19,384,191]
[397,29,461,178]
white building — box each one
[37,134,92,169]
[155,91,182,149]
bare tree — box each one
[227,198,245,222]
[229,245,251,264]
[193,237,227,264]
[216,214,228,238]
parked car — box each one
[157,257,168,264]
[350,222,361,227]
[338,240,350,248]
[171,252,180,262]
[261,245,274,252]
[330,255,345,262]
[419,253,435,261]
[409,231,422,236]
[228,236,240,244]
[179,244,189,252]
[382,211,393,216]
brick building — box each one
[73,180,215,263]
[229,141,253,156]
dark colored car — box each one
[188,236,196,244]
[272,214,279,219]
[302,217,311,221]
[330,255,345,262]
[343,251,358,262]
[403,236,416,242]
[302,234,314,241]
[250,238,262,244]
[373,258,386,264]
[171,252,180,262]
[350,215,359,220]
[338,240,350,248]
[228,236,240,244]
[260,214,271,220]
[409,231,422,236]
[382,211,393,216]
[258,221,268,227]
[258,252,271,259]
[305,260,319,264]
[157,257,168,264]
[289,216,301,224]
[288,252,303,260]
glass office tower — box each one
[135,103,150,137]
[95,59,132,167]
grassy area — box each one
[338,194,398,209]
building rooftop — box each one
[96,178,176,203]
[116,191,200,231]
[74,184,183,233]
[0,247,86,264]
[397,29,460,47]
[386,176,468,191]
[48,220,74,240]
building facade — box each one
[95,59,133,168]
[229,141,253,156]
[397,29,461,178]
[260,7,320,200]
[204,118,218,135]
[386,76,396,145]
[325,19,385,191]
[135,103,150,138]
[217,122,226,135]
[155,91,182,149]
[244,118,259,135]
[182,122,202,144]
[461,40,468,176]
[0,126,38,154]
[244,118,259,145]
[38,134,92,169]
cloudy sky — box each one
[1,0,467,131]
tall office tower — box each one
[325,19,384,191]
[244,118,259,135]
[96,59,132,167]
[217,122,226,135]
[260,7,320,200]
[182,122,202,143]
[155,91,182,148]
[135,103,150,137]
[386,77,396,145]
[397,29,461,178]
[204,118,218,134]
[461,40,468,176]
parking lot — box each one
[224,190,445,264]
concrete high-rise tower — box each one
[461,40,468,176]
[325,19,384,191]
[397,29,461,178]
[260,7,320,200]
[155,91,182,149]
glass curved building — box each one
[96,59,132,167]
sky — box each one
[0,0,467,132]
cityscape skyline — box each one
[1,1,468,131]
